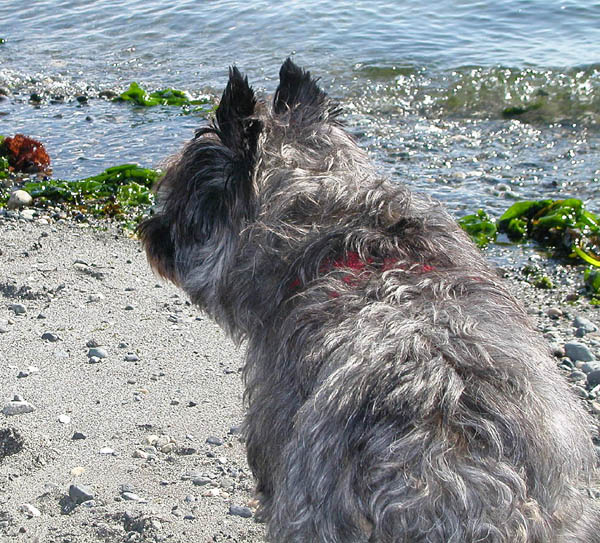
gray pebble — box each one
[574,315,598,334]
[2,399,36,416]
[87,347,108,359]
[86,339,101,348]
[88,356,102,364]
[206,436,224,446]
[7,190,33,209]
[8,303,26,315]
[564,342,595,362]
[42,332,60,342]
[587,370,600,388]
[228,505,253,518]
[581,362,600,374]
[569,370,587,382]
[124,353,140,362]
[68,484,94,505]
[72,432,87,440]
[192,477,212,487]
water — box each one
[1,0,599,226]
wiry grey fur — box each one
[139,59,600,542]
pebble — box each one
[88,356,102,364]
[206,436,224,446]
[72,432,87,440]
[132,449,149,459]
[19,504,41,518]
[574,315,598,336]
[58,414,71,424]
[88,293,105,303]
[546,307,562,319]
[202,488,221,498]
[564,342,595,362]
[124,353,140,362]
[192,476,212,487]
[228,505,253,518]
[42,332,60,342]
[68,484,94,504]
[7,190,33,209]
[99,447,116,455]
[8,303,26,315]
[587,370,600,389]
[87,347,108,359]
[581,362,600,374]
[71,466,85,476]
[2,397,36,416]
[21,209,36,221]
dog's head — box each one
[138,59,340,308]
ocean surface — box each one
[1,0,599,228]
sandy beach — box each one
[1,210,599,543]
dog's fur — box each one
[139,59,599,542]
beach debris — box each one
[115,81,212,109]
[0,134,51,174]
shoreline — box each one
[1,210,599,543]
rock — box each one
[574,316,598,336]
[72,432,87,440]
[42,332,60,342]
[206,436,224,446]
[7,190,33,210]
[192,477,212,487]
[71,466,85,476]
[0,427,25,458]
[99,447,115,455]
[58,414,71,424]
[21,209,36,221]
[587,370,600,388]
[564,342,595,362]
[546,307,562,319]
[87,347,108,359]
[20,504,41,518]
[2,398,36,416]
[88,356,102,364]
[68,484,94,504]
[228,505,253,518]
[8,303,26,315]
[581,362,600,374]
[124,353,139,362]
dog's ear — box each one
[215,67,262,164]
[137,214,177,283]
[273,58,341,123]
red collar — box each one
[290,251,434,293]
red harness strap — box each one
[290,251,434,293]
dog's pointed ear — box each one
[273,58,341,123]
[215,67,261,157]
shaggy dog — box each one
[140,59,599,542]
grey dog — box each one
[140,59,599,542]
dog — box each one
[139,59,600,542]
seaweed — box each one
[23,164,159,218]
[0,134,51,174]
[115,82,212,110]
[457,209,497,247]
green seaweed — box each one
[116,82,212,109]
[23,164,159,217]
[585,267,600,295]
[457,209,497,247]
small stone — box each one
[124,353,139,362]
[564,342,595,363]
[21,209,36,221]
[2,399,36,416]
[20,504,41,518]
[99,447,115,455]
[71,466,85,476]
[546,307,562,319]
[86,339,101,348]
[581,362,600,374]
[8,303,26,315]
[124,305,134,311]
[87,347,108,359]
[88,293,105,303]
[88,356,101,364]
[7,190,33,209]
[587,370,600,388]
[58,414,71,424]
[37,313,47,319]
[192,477,212,487]
[202,488,221,497]
[590,401,600,415]
[72,432,87,440]
[121,492,142,502]
[574,316,598,334]
[68,484,94,504]
[206,436,224,446]
[170,398,180,406]
[41,332,60,342]
[228,505,253,518]
[569,370,587,382]
[132,449,149,459]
